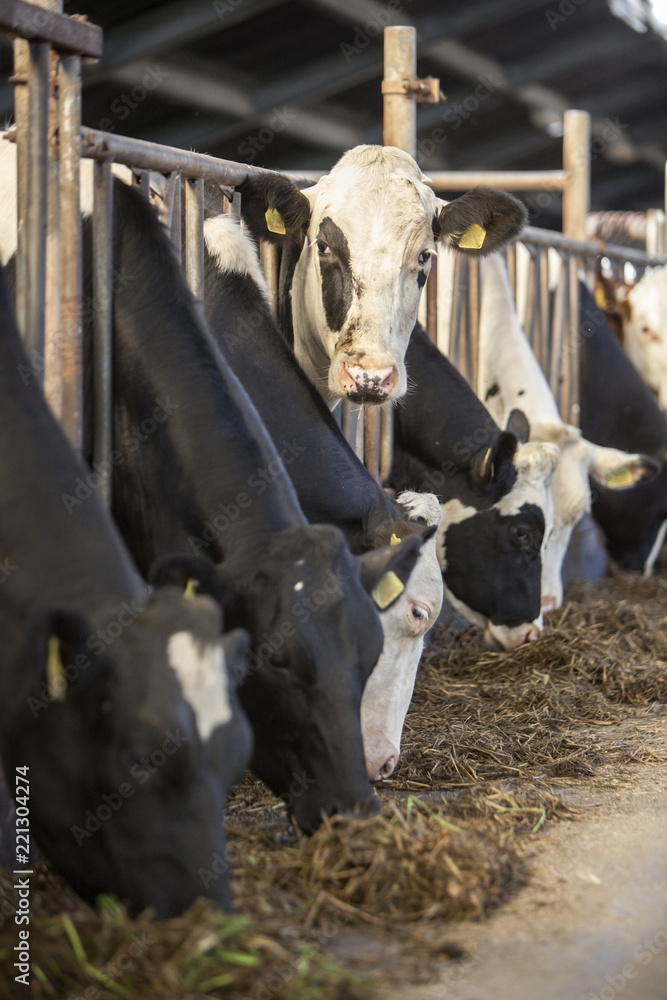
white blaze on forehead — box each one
[167,631,231,742]
[204,213,271,301]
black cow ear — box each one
[149,554,225,606]
[236,173,311,246]
[29,609,106,704]
[221,628,251,687]
[434,189,527,256]
[474,430,519,489]
[506,408,530,444]
[359,533,427,612]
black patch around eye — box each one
[318,217,354,333]
[417,269,427,289]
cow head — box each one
[439,437,559,649]
[359,492,443,781]
[7,586,252,918]
[238,146,526,408]
[530,421,658,610]
[216,523,426,833]
[620,266,667,414]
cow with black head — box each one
[0,261,252,918]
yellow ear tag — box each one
[184,578,199,599]
[47,635,66,701]
[594,286,608,309]
[372,570,405,610]
[458,223,486,250]
[479,447,492,478]
[390,533,401,546]
[606,468,635,489]
[265,207,286,235]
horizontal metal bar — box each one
[520,225,667,266]
[0,0,102,57]
[284,168,568,191]
[80,126,304,186]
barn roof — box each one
[1,0,665,229]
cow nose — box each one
[339,363,397,399]
[541,596,556,613]
[523,624,540,643]
[373,754,397,781]
[366,741,399,781]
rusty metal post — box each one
[92,161,113,508]
[184,176,204,306]
[382,26,418,155]
[561,110,589,425]
[259,240,280,318]
[23,38,50,372]
[58,50,83,450]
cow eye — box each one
[407,602,430,633]
[267,653,289,672]
[511,524,532,546]
[317,239,331,256]
[418,250,432,266]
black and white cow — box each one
[477,254,655,609]
[0,262,253,918]
[578,283,667,573]
[235,146,527,408]
[88,178,426,833]
[389,323,560,649]
[203,212,443,781]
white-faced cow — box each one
[203,212,443,780]
[478,255,655,610]
[579,282,667,574]
[235,145,527,409]
[0,261,253,917]
[78,178,427,834]
[597,265,667,415]
[389,323,559,649]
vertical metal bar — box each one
[382,26,416,155]
[169,174,182,264]
[379,406,394,484]
[92,161,114,508]
[44,48,62,421]
[468,256,480,393]
[184,176,204,305]
[426,253,438,343]
[364,407,381,483]
[259,239,280,318]
[24,39,50,372]
[566,253,580,427]
[58,52,83,451]
[562,110,590,240]
[13,38,30,359]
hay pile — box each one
[1,571,666,999]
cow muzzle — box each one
[485,620,541,650]
[337,360,398,404]
[366,741,399,782]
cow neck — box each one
[578,284,667,457]
[0,268,142,623]
[398,323,502,471]
[110,182,306,570]
[204,256,401,553]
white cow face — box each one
[439,441,559,650]
[623,266,667,413]
[238,146,527,410]
[360,492,443,782]
[531,422,658,611]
